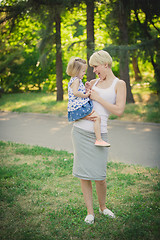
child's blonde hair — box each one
[89,50,112,68]
[66,57,87,77]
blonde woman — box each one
[72,50,126,224]
[67,57,110,147]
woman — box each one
[72,50,126,224]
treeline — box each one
[0,0,160,103]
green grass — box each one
[0,92,68,117]
[109,84,160,123]
[0,141,160,240]
[0,83,160,122]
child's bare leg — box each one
[89,111,101,141]
[89,111,110,147]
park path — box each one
[0,111,160,169]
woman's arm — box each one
[90,80,126,116]
[71,78,90,98]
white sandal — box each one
[84,214,94,224]
[99,208,115,218]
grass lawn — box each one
[0,92,68,117]
[0,141,160,240]
[0,83,159,123]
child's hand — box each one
[85,81,91,92]
[85,90,91,97]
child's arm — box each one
[85,79,97,92]
[71,78,90,98]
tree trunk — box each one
[55,9,63,101]
[150,52,160,94]
[132,56,142,82]
[86,0,95,81]
[118,0,134,103]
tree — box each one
[35,0,83,100]
[0,0,82,100]
[1,0,159,97]
[86,0,95,81]
[103,0,134,103]
[118,0,134,103]
[130,0,160,94]
[103,0,160,100]
[132,52,142,82]
[55,7,63,100]
[0,7,49,93]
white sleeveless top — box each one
[74,78,118,133]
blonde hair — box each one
[66,57,87,77]
[89,50,112,68]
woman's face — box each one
[93,64,107,80]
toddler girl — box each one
[67,57,110,147]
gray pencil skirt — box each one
[72,126,108,180]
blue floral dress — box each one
[68,77,93,122]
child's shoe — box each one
[95,140,110,147]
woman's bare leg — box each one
[95,179,107,211]
[95,179,115,218]
[80,179,94,215]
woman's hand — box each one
[83,110,97,121]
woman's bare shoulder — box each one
[117,79,126,87]
[115,79,126,94]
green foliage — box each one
[1,49,54,92]
[0,0,160,95]
[0,14,51,92]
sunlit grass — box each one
[0,84,159,122]
[0,92,68,116]
[0,141,159,240]
[110,83,160,122]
